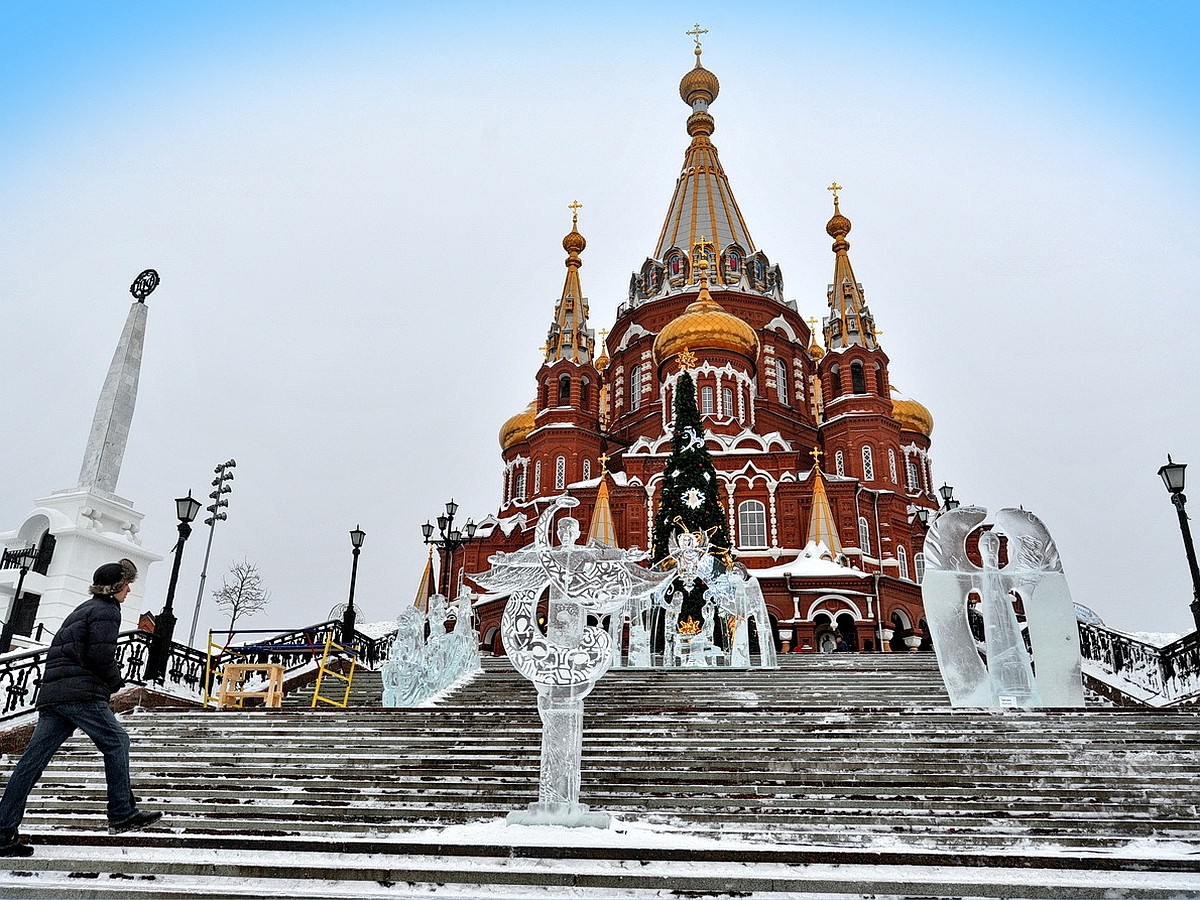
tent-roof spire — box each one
[653,29,755,263]
[822,184,880,351]
[544,200,595,364]
[586,453,617,547]
[806,448,843,555]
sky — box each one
[1,1,1198,640]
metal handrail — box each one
[0,620,397,722]
[1078,621,1200,704]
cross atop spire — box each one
[686,22,708,50]
[568,199,582,228]
[810,447,824,469]
[827,181,843,205]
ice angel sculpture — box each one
[474,494,669,827]
[922,506,1084,708]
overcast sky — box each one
[2,1,1198,641]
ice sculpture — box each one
[381,589,481,708]
[645,529,778,669]
[474,495,669,827]
[922,506,1084,708]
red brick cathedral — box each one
[454,43,941,656]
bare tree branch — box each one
[213,560,271,632]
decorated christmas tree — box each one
[652,354,733,627]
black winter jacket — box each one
[37,595,126,708]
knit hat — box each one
[90,558,138,596]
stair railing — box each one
[1078,621,1200,705]
[0,620,397,722]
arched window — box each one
[555,455,566,490]
[914,552,926,583]
[897,545,909,580]
[582,458,591,481]
[515,469,527,501]
[888,449,898,484]
[580,377,591,408]
[534,460,542,494]
[829,365,842,398]
[558,373,571,405]
[861,445,874,481]
[874,362,886,396]
[857,516,871,555]
[905,458,920,492]
[775,358,788,405]
[722,386,734,418]
[738,500,768,549]
[700,386,714,415]
[542,380,551,407]
[835,450,845,476]
[629,364,643,411]
[851,361,866,394]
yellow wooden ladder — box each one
[311,632,357,708]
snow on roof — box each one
[752,541,870,579]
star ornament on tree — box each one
[677,348,698,372]
[683,487,705,509]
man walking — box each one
[0,559,162,856]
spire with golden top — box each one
[822,184,880,351]
[806,448,843,554]
[654,29,755,265]
[586,453,617,547]
[412,546,437,614]
[545,200,595,364]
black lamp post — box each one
[145,491,202,682]
[1158,455,1200,633]
[422,499,477,597]
[938,482,960,511]
[342,525,365,644]
[0,546,39,653]
[914,507,931,528]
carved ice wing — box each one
[923,506,989,574]
[993,507,1063,575]
[472,557,548,595]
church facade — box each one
[453,43,941,657]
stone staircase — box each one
[2,653,1199,898]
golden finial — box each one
[692,236,713,281]
[827,182,843,206]
[568,199,582,228]
[810,447,824,468]
[686,22,708,52]
[598,327,609,343]
[599,452,610,475]
[538,342,548,360]
[808,316,818,331]
[677,347,698,372]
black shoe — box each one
[108,810,162,835]
[0,832,33,857]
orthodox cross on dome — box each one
[686,22,708,49]
[810,447,824,469]
[677,347,698,372]
[808,316,818,331]
[598,452,610,476]
[692,235,714,283]
[568,198,582,227]
[827,182,843,205]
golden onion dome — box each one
[889,386,934,437]
[499,401,537,451]
[653,288,759,366]
[826,202,852,240]
[563,227,586,255]
[680,49,720,107]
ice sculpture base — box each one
[507,802,612,829]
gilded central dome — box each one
[889,386,934,437]
[499,401,537,451]
[653,289,759,366]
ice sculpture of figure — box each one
[382,603,431,707]
[922,506,1084,708]
[381,589,482,708]
[720,564,779,670]
[474,495,669,827]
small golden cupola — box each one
[889,386,934,437]
[499,401,537,451]
[653,280,759,368]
